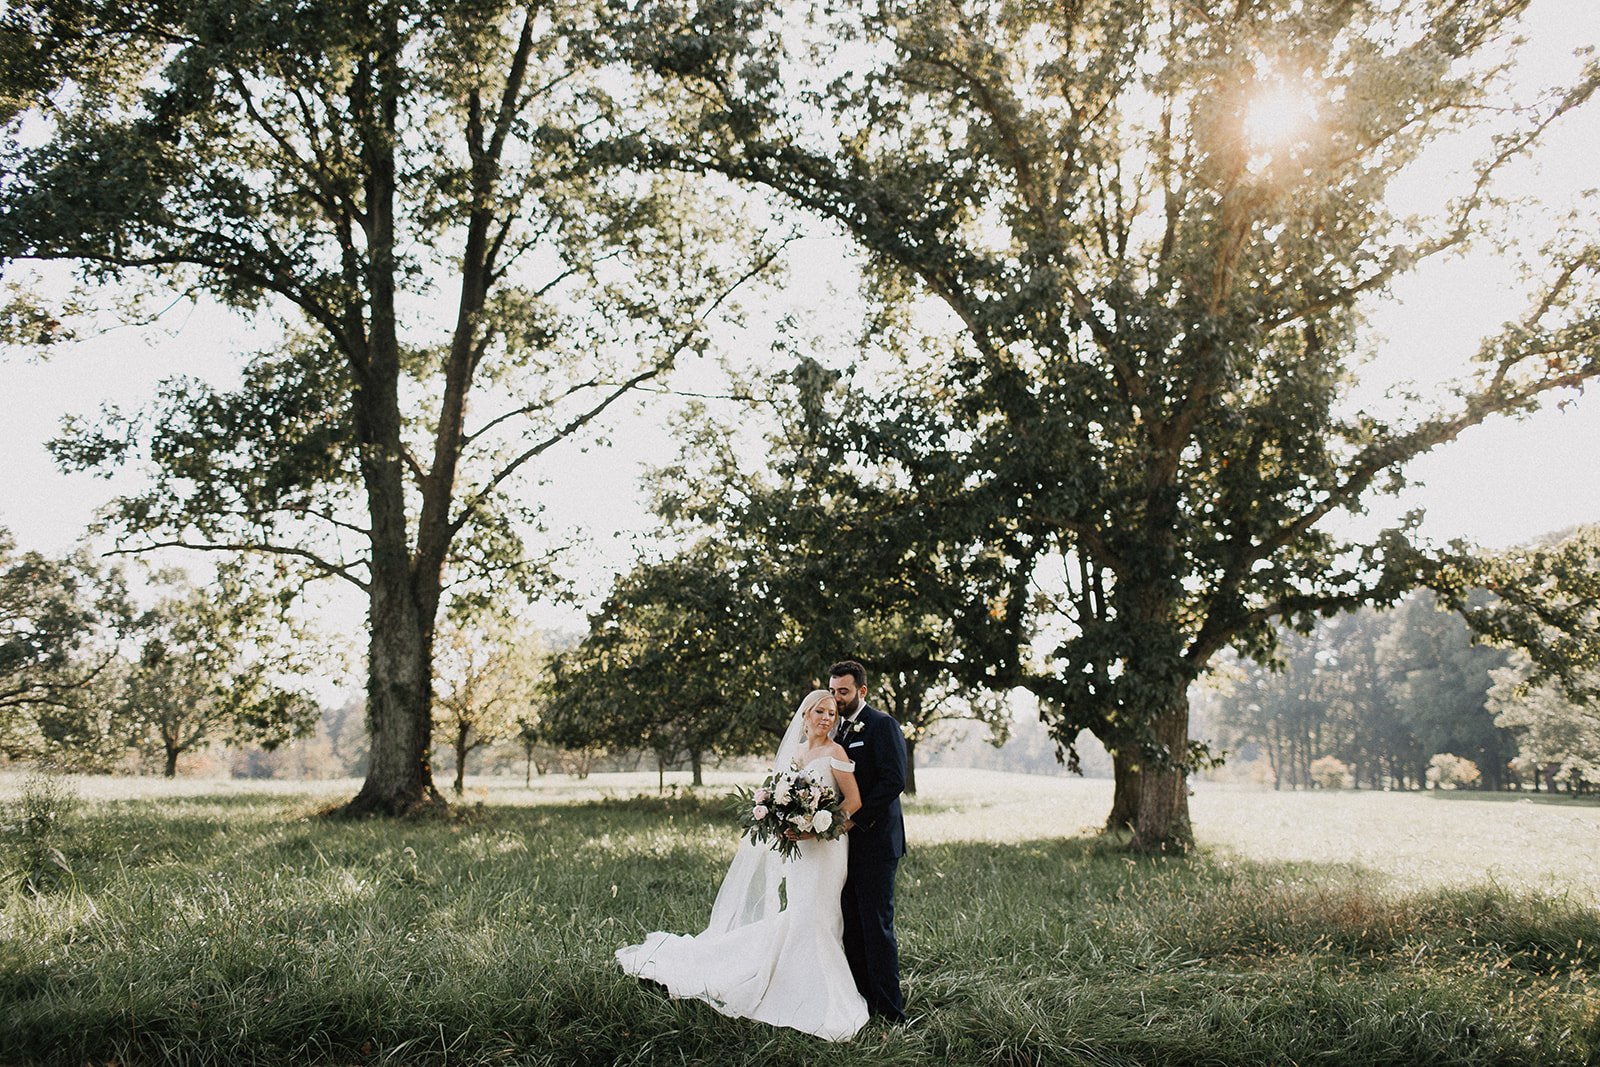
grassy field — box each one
[1,769,1597,1066]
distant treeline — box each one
[1208,591,1597,794]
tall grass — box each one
[1,786,1596,1065]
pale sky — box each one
[2,0,1597,638]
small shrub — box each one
[1426,753,1481,790]
[1309,756,1354,790]
[3,771,81,894]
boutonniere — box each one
[849,720,865,736]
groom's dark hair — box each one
[828,660,866,688]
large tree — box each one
[687,360,1015,794]
[1,0,776,812]
[607,0,1600,848]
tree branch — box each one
[103,540,370,591]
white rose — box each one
[812,809,833,833]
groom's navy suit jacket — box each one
[840,702,907,860]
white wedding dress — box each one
[616,754,869,1042]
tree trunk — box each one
[1267,722,1283,790]
[658,757,665,794]
[453,722,470,796]
[691,749,703,787]
[338,15,443,819]
[904,737,918,797]
[1133,682,1193,853]
[164,741,180,778]
[1105,749,1141,834]
[346,564,442,816]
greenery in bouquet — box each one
[731,760,846,860]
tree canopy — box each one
[5,1,1599,846]
[544,539,789,785]
[1435,526,1600,702]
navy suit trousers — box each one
[840,853,905,1022]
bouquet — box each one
[733,759,847,861]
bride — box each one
[616,689,870,1041]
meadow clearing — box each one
[1,769,1596,1065]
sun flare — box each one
[1244,82,1320,149]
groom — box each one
[829,659,908,1024]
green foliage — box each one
[0,528,132,766]
[545,541,789,774]
[1438,526,1600,705]
[3,0,772,596]
[432,610,547,794]
[1432,525,1600,792]
[1378,592,1516,786]
[0,785,1596,1064]
[556,359,1013,790]
[1489,655,1600,792]
[119,565,324,777]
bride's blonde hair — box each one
[798,689,833,716]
